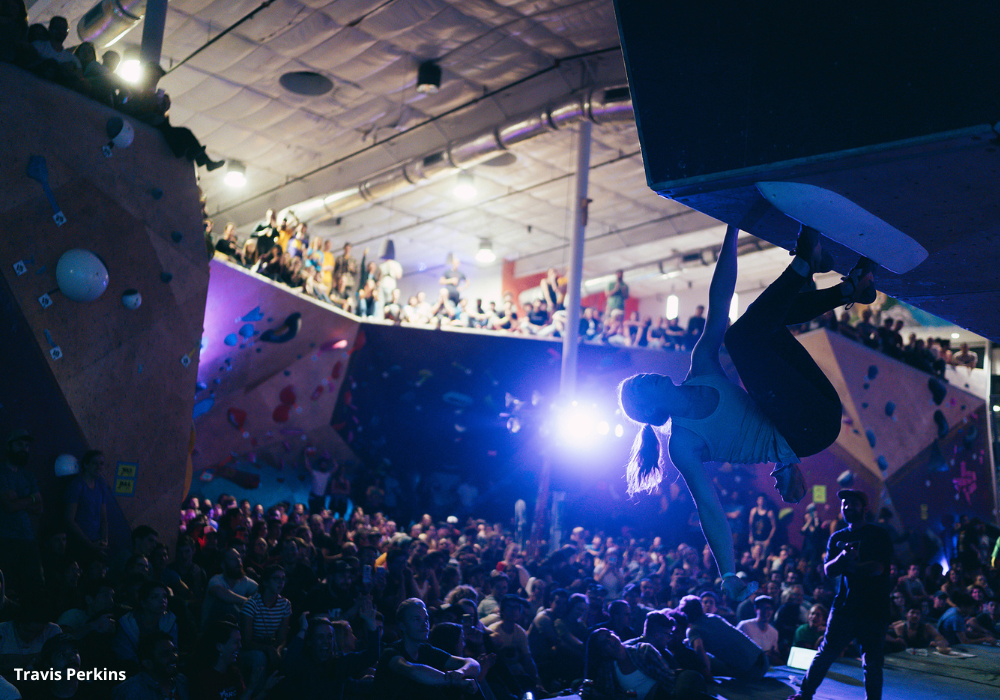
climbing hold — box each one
[226,408,246,430]
[272,404,291,423]
[928,377,947,405]
[238,323,255,338]
[934,410,949,439]
[279,385,296,405]
[160,272,173,283]
[311,386,323,401]
[865,429,876,448]
[867,365,878,380]
[884,401,895,417]
[862,402,868,409]
[331,361,342,379]
[877,456,888,471]
[171,231,183,243]
[283,370,291,377]
[196,382,207,392]
[863,383,869,390]
[242,307,264,322]
[193,397,215,419]
[837,470,854,487]
[261,312,301,343]
[224,334,238,346]
[56,249,109,302]
[151,187,163,199]
[121,288,142,309]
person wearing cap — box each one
[0,429,44,595]
[788,488,891,700]
[736,595,780,666]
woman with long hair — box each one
[618,224,876,601]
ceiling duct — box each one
[282,85,633,224]
[77,0,146,49]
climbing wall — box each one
[190,260,360,499]
[0,64,209,543]
[792,329,993,532]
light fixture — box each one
[453,171,476,200]
[666,295,679,320]
[116,57,143,84]
[950,332,960,339]
[224,161,246,188]
[475,238,495,264]
[416,60,441,93]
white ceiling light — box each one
[453,171,476,200]
[666,295,679,320]
[224,161,246,188]
[476,238,495,264]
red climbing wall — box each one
[191,260,361,490]
[0,64,209,545]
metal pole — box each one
[560,120,592,397]
[140,0,168,66]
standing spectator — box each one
[736,596,780,666]
[748,495,776,556]
[372,598,479,699]
[951,342,978,368]
[439,255,468,306]
[303,454,335,515]
[112,632,190,700]
[854,309,878,346]
[789,489,891,700]
[605,269,629,315]
[0,429,44,595]
[333,243,359,298]
[214,222,242,261]
[64,450,110,562]
[684,305,706,350]
[252,210,280,259]
[34,16,80,69]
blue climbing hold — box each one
[877,455,888,471]
[862,402,868,409]
[865,429,876,448]
[863,383,870,390]
[224,334,238,346]
[160,272,172,283]
[241,307,265,322]
[239,323,255,338]
[885,401,896,417]
[867,365,878,380]
[196,381,207,392]
[171,231,182,243]
[193,396,215,418]
[151,187,163,199]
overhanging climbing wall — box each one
[0,64,209,543]
[191,260,360,498]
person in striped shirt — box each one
[240,565,291,697]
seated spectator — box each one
[239,566,291,695]
[0,602,61,676]
[663,610,709,681]
[113,581,178,668]
[937,591,995,645]
[214,223,242,261]
[678,595,768,681]
[735,595,780,666]
[477,571,509,625]
[584,627,679,700]
[792,604,827,650]
[372,598,479,699]
[487,594,539,692]
[528,587,568,682]
[590,599,641,643]
[33,17,79,69]
[21,633,93,700]
[202,548,257,630]
[112,631,189,700]
[57,577,115,640]
[168,535,207,604]
[282,605,380,699]
[891,605,950,653]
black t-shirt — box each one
[192,665,245,700]
[528,309,548,325]
[304,583,356,621]
[443,269,466,300]
[373,640,452,700]
[827,524,893,620]
[253,224,279,256]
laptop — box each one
[786,646,818,671]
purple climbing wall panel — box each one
[192,260,360,491]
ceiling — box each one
[21,0,991,332]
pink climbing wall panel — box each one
[192,260,360,488]
[0,64,209,544]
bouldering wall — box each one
[791,329,994,539]
[190,260,360,503]
[0,64,209,545]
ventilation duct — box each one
[77,0,146,49]
[282,85,633,224]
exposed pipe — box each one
[76,0,146,49]
[281,85,633,224]
[560,120,592,398]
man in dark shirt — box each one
[788,488,892,700]
[252,209,280,258]
[0,429,44,596]
[684,305,706,350]
[373,598,479,700]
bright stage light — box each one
[598,421,609,435]
[614,424,624,438]
[117,59,142,84]
[556,403,599,446]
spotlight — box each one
[598,421,609,435]
[224,161,246,188]
[614,424,624,438]
[416,60,441,94]
[476,239,495,264]
[951,332,960,339]
[666,295,679,320]
[453,171,476,200]
[117,58,142,84]
[992,405,999,413]
[556,403,599,447]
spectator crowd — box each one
[1,424,998,700]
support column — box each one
[559,120,592,397]
[140,0,169,66]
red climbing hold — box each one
[331,361,342,379]
[273,404,291,423]
[311,386,324,401]
[227,408,246,430]
[279,385,296,405]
